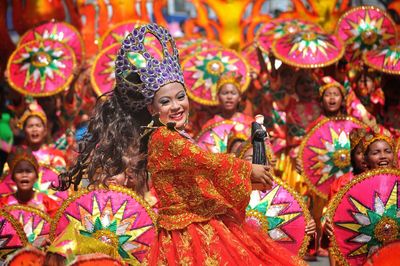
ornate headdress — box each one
[227,123,249,153]
[349,127,367,151]
[362,127,394,153]
[114,23,184,111]
[319,76,346,97]
[18,101,47,129]
[8,147,39,174]
[216,72,242,93]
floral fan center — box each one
[361,29,378,46]
[283,24,300,34]
[374,216,399,244]
[32,52,51,68]
[332,149,350,169]
[302,32,317,42]
[206,60,225,75]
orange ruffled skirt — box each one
[145,217,306,266]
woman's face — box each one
[230,140,244,154]
[149,82,189,130]
[357,75,374,96]
[322,86,343,114]
[352,144,367,172]
[24,116,47,146]
[365,140,394,169]
[13,160,37,193]
[106,172,127,187]
[295,75,316,100]
[218,83,241,112]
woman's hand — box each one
[251,164,273,190]
[305,219,316,236]
[325,217,334,239]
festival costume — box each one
[327,168,400,266]
[202,112,253,131]
[112,23,305,265]
[199,112,253,153]
[328,127,367,201]
[144,127,304,265]
[17,102,67,172]
[284,95,321,194]
[0,192,59,217]
[197,73,254,153]
[2,148,60,217]
[298,78,368,256]
[328,172,353,201]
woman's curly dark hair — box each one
[55,87,152,196]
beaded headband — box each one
[114,23,185,111]
[217,72,242,94]
[319,76,346,97]
[8,148,39,174]
[227,132,248,153]
[18,101,47,129]
[349,128,367,151]
[362,132,394,153]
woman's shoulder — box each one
[149,126,186,146]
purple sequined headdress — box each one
[114,23,185,111]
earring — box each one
[184,115,189,127]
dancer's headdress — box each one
[362,127,394,153]
[18,101,47,129]
[216,72,242,93]
[319,76,346,97]
[349,128,367,151]
[114,23,184,111]
[8,147,39,174]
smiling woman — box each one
[56,23,306,265]
[147,82,189,130]
[363,131,397,170]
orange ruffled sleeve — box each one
[148,127,252,230]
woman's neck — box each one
[28,142,44,151]
[324,110,341,117]
[220,109,237,119]
[15,190,35,204]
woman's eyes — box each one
[160,100,170,105]
[177,93,186,100]
[159,92,186,105]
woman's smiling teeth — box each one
[377,160,389,167]
[170,111,184,121]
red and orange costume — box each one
[0,192,59,217]
[328,172,354,201]
[144,126,304,265]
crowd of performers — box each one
[1,4,400,266]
